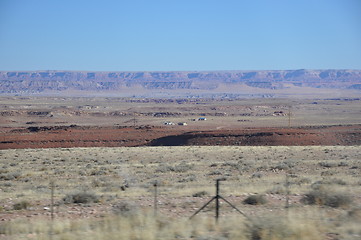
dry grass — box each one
[0,145,360,239]
[0,146,360,198]
[0,210,330,240]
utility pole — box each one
[288,106,292,128]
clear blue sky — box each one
[0,0,360,71]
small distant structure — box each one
[198,117,207,121]
[273,111,285,116]
[178,122,187,126]
[163,121,175,125]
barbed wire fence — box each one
[44,171,359,226]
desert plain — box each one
[0,96,361,239]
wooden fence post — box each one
[154,181,158,217]
[50,180,54,220]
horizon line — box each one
[1,68,361,72]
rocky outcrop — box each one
[1,69,361,95]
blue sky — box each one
[0,0,360,71]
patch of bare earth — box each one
[1,124,361,149]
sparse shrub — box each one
[236,159,253,170]
[312,178,347,187]
[92,177,108,187]
[1,182,13,187]
[347,207,361,221]
[0,171,21,180]
[112,201,139,216]
[243,194,267,205]
[54,169,65,175]
[272,163,290,171]
[251,172,262,178]
[21,178,30,182]
[120,183,129,191]
[156,162,193,173]
[268,186,286,194]
[318,161,337,168]
[173,162,194,173]
[247,214,324,240]
[296,177,312,185]
[321,170,335,176]
[221,162,239,169]
[90,169,107,176]
[338,161,348,167]
[13,200,30,210]
[208,170,222,176]
[302,189,352,208]
[192,191,208,197]
[63,191,99,204]
[178,174,196,183]
[330,178,347,185]
[35,185,50,193]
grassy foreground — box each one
[1,207,361,240]
[0,211,329,240]
[0,146,361,239]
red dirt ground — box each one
[1,124,361,149]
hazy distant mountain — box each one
[1,69,361,98]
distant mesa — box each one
[0,69,360,97]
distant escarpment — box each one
[1,69,361,97]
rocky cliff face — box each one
[1,69,361,96]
